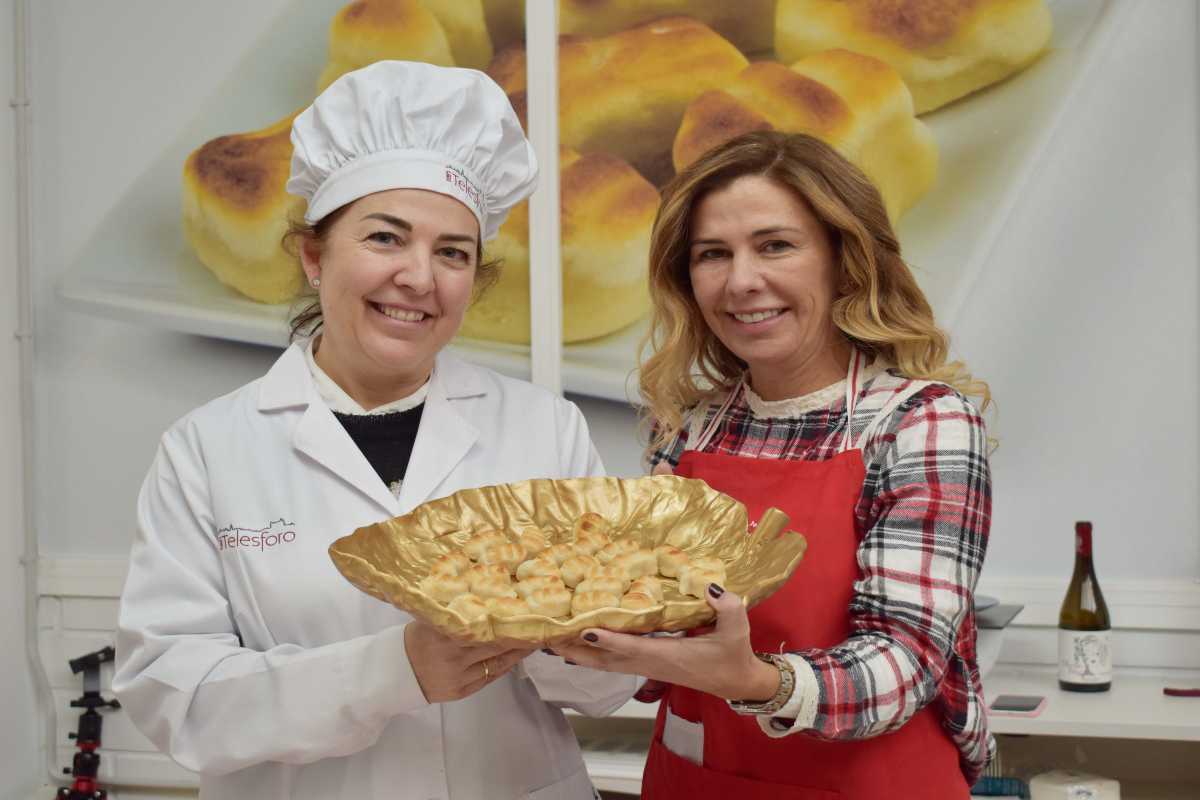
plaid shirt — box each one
[648,366,994,784]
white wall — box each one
[17,1,1200,789]
[28,1,647,567]
[31,1,290,563]
[27,0,1199,584]
[953,0,1200,582]
[2,2,41,797]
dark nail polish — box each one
[565,660,577,666]
[540,648,554,655]
[708,583,725,598]
[583,632,599,643]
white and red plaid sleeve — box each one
[759,386,993,782]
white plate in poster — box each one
[58,0,1122,404]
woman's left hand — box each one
[551,584,782,702]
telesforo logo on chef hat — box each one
[299,149,491,233]
[444,163,484,215]
[286,61,535,240]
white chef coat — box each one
[113,343,639,800]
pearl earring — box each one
[311,277,321,288]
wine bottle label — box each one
[1058,629,1112,683]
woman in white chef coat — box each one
[113,61,637,800]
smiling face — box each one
[687,174,850,400]
[300,189,480,406]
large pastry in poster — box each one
[775,0,1053,113]
[557,0,775,54]
[481,0,525,54]
[459,147,657,344]
[673,49,937,221]
[182,123,655,340]
[182,114,305,304]
[317,0,495,90]
[489,16,749,185]
[175,0,1056,352]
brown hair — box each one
[281,202,501,341]
[639,130,990,455]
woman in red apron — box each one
[554,132,993,798]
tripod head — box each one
[56,646,120,800]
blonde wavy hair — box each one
[639,130,990,456]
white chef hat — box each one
[286,60,537,241]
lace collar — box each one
[740,358,890,419]
[304,337,429,416]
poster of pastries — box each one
[59,0,1121,402]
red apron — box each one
[641,354,969,799]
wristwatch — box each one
[727,652,796,716]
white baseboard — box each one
[36,559,1200,668]
[37,558,1200,634]
[38,556,128,597]
[30,558,1200,789]
[41,558,1200,621]
[977,575,1200,670]
[976,576,1200,631]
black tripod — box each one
[57,646,120,800]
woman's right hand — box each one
[404,621,534,703]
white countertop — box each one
[572,663,1200,797]
[983,664,1200,741]
[576,663,1200,743]
[29,665,1200,799]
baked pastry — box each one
[572,512,612,539]
[515,556,559,581]
[419,574,469,604]
[558,0,776,54]
[679,563,726,599]
[317,0,494,92]
[584,564,633,592]
[630,575,664,601]
[573,531,611,557]
[515,574,566,600]
[673,50,937,221]
[481,0,524,53]
[488,17,748,184]
[458,147,656,344]
[526,585,573,617]
[576,576,627,597]
[465,563,511,593]
[463,531,507,561]
[429,551,471,576]
[544,542,579,566]
[480,542,526,572]
[560,554,600,589]
[611,549,659,580]
[181,113,306,304]
[447,593,489,622]
[654,545,690,578]
[518,526,549,556]
[486,596,530,617]
[774,0,1053,113]
[620,591,660,611]
[414,0,494,68]
[596,538,640,565]
[473,575,519,600]
[572,590,622,616]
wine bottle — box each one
[1057,521,1112,691]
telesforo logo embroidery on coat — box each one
[216,518,297,552]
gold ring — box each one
[482,659,491,682]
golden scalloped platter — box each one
[328,475,807,644]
